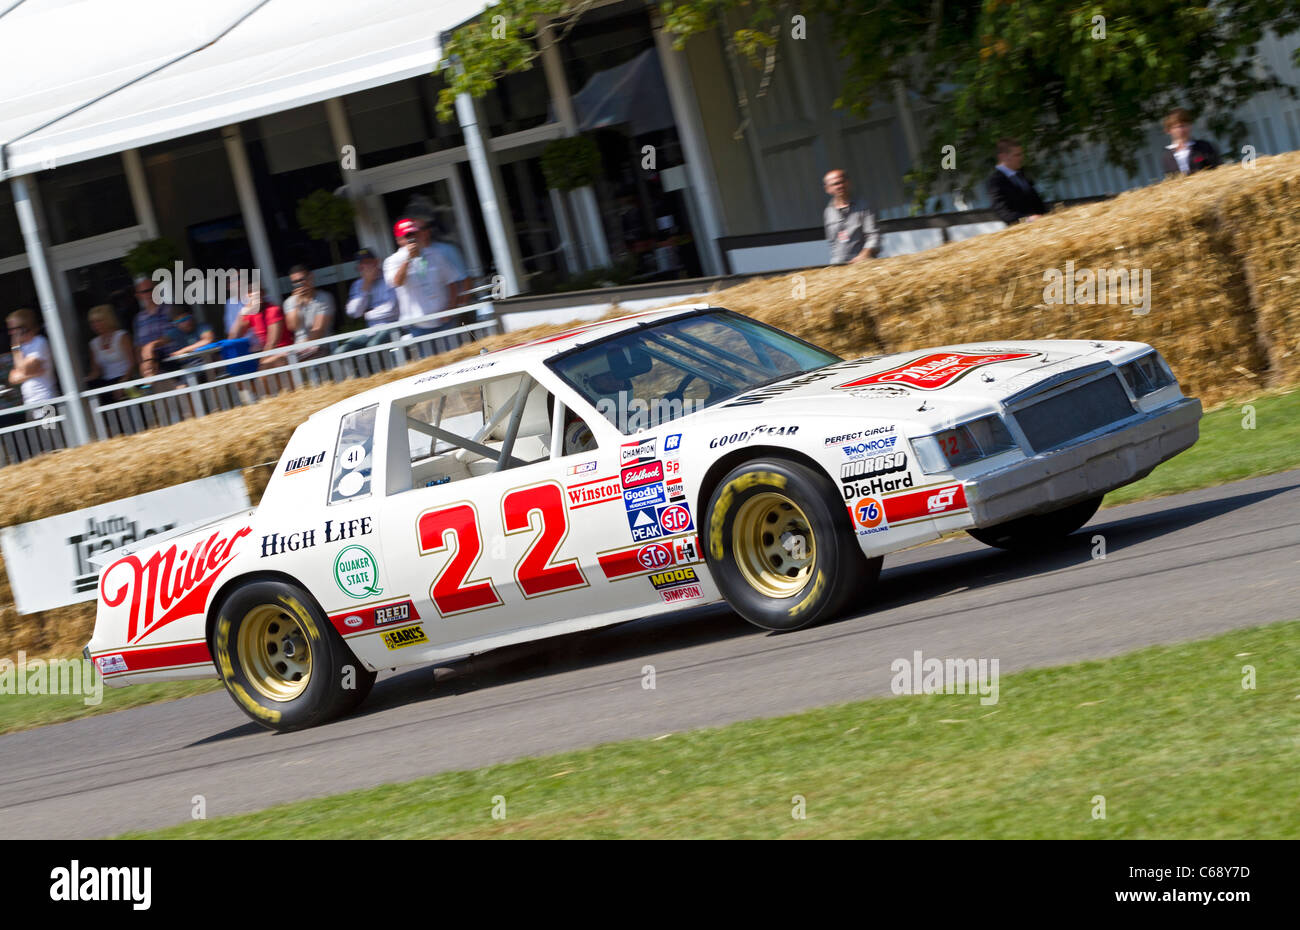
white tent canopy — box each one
[0,0,490,179]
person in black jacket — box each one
[1161,108,1220,176]
[986,138,1048,225]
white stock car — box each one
[87,304,1201,731]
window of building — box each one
[61,257,136,380]
[0,268,37,314]
[482,66,553,137]
[499,154,568,285]
[342,76,464,168]
[38,155,136,244]
[0,189,25,258]
[559,2,656,95]
[142,130,252,279]
[554,3,703,280]
[242,104,357,272]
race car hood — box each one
[707,340,1146,429]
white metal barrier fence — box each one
[0,395,73,466]
[0,304,500,466]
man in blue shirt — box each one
[339,249,399,351]
[161,309,216,370]
[133,277,174,378]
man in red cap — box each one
[383,217,458,355]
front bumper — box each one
[964,397,1202,526]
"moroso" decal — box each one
[835,352,1036,391]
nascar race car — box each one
[86,304,1201,730]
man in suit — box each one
[1162,108,1220,176]
[986,138,1048,225]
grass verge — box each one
[125,619,1300,839]
[0,677,223,736]
[1104,388,1299,506]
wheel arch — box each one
[205,569,317,652]
[696,444,844,528]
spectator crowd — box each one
[4,215,473,411]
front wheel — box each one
[704,458,881,632]
[212,579,377,732]
[966,495,1104,551]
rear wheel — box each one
[705,458,881,631]
[966,495,1104,551]
[212,579,376,732]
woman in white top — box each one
[6,307,59,409]
[86,303,136,387]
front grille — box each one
[1013,374,1135,453]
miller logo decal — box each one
[835,352,1036,391]
[99,526,252,643]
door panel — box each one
[382,456,644,643]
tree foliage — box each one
[122,237,181,278]
[438,1,1300,203]
[296,189,355,244]
[296,190,356,306]
[541,135,603,190]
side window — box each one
[559,403,598,457]
[394,374,573,493]
[329,405,378,504]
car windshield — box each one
[547,310,840,434]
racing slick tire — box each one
[705,458,881,632]
[965,495,1104,551]
[212,579,377,732]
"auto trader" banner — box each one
[0,472,250,615]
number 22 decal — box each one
[416,482,588,616]
[416,502,500,615]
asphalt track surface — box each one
[2,470,1297,838]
